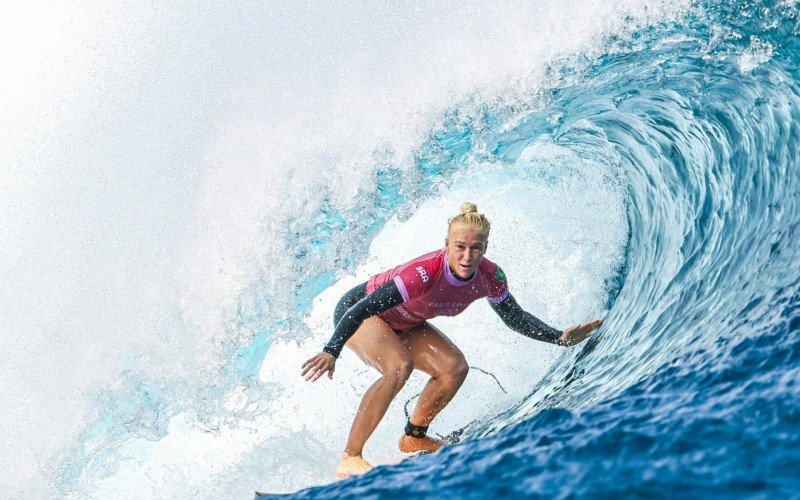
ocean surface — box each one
[2,0,799,498]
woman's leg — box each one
[397,322,469,452]
[337,316,413,477]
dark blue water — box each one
[267,1,800,497]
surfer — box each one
[301,202,603,479]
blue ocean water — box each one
[21,0,798,497]
[264,1,800,497]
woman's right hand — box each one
[301,352,336,381]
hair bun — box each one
[459,202,478,214]
[448,202,490,237]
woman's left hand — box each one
[559,319,603,346]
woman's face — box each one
[445,226,488,279]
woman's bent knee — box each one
[385,358,414,384]
[440,357,469,385]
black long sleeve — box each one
[322,280,405,358]
[489,293,564,345]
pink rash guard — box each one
[365,248,510,331]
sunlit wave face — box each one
[445,226,488,279]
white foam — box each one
[738,36,774,72]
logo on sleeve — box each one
[416,266,429,283]
[495,267,506,282]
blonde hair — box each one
[447,202,491,237]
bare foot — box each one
[398,434,446,454]
[335,453,373,479]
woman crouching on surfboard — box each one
[301,202,603,479]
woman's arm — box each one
[322,280,405,358]
[303,280,405,381]
[489,293,603,347]
[489,293,564,345]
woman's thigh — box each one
[397,322,467,377]
[345,316,411,374]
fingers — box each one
[310,361,333,381]
[311,365,330,382]
[301,354,324,376]
[304,364,322,381]
[304,361,323,381]
[578,319,603,332]
[585,319,603,333]
[300,359,316,377]
[564,323,581,336]
[309,361,324,381]
[301,354,335,381]
[561,318,604,346]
